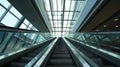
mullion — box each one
[53,31,70,33]
[50,19,76,21]
[0,4,20,20]
[61,0,66,36]
[57,0,59,33]
[52,27,72,28]
[70,0,77,30]
[49,0,54,31]
[0,4,12,22]
[66,0,72,32]
[47,11,80,12]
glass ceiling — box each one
[35,0,97,37]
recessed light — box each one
[114,18,119,21]
[115,25,119,27]
[103,25,107,27]
[96,29,99,31]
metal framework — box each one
[43,0,89,37]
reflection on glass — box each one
[1,12,19,27]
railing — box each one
[67,38,120,66]
[63,38,99,67]
[0,28,55,66]
[0,31,53,55]
[66,32,120,52]
[25,38,58,67]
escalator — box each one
[76,45,116,67]
[45,39,77,67]
[67,38,119,67]
[0,40,50,67]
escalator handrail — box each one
[68,38,120,66]
[63,38,96,67]
[25,38,58,67]
[0,38,54,65]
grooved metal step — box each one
[10,62,26,67]
[47,65,76,67]
[45,41,77,67]
[49,58,74,65]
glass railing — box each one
[0,31,54,55]
[66,32,120,54]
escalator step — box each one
[102,65,115,67]
[49,58,74,64]
[19,57,32,62]
[53,51,69,54]
[28,53,37,56]
[47,65,76,67]
[93,58,103,65]
[10,62,26,67]
[52,54,70,58]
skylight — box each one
[35,0,97,37]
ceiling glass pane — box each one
[55,28,59,31]
[10,7,23,19]
[35,0,97,37]
[52,12,57,16]
[70,1,76,11]
[24,19,30,25]
[58,12,62,15]
[66,28,70,31]
[69,15,73,20]
[58,0,63,11]
[58,16,61,19]
[20,24,27,29]
[64,12,69,16]
[48,15,52,19]
[64,15,68,19]
[52,27,54,31]
[69,12,74,16]
[52,0,57,11]
[63,28,66,31]
[58,21,61,27]
[44,0,50,11]
[0,0,11,8]
[59,28,61,31]
[50,21,54,27]
[63,21,67,27]
[1,12,19,27]
[53,15,58,19]
[65,0,71,11]
[29,23,32,28]
[54,21,58,27]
